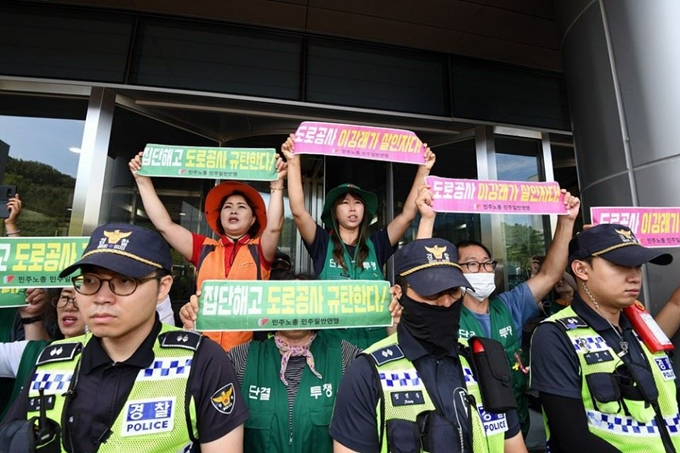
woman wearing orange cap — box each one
[129,150,287,350]
[281,134,435,349]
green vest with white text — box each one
[319,236,383,281]
[26,324,200,453]
[320,237,386,349]
[242,333,343,453]
[543,306,680,451]
[363,333,506,453]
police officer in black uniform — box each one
[329,237,526,453]
[2,223,249,452]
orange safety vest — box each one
[196,236,270,351]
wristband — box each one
[20,315,43,325]
[270,186,284,192]
[6,230,20,236]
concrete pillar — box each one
[69,87,115,236]
[553,0,680,316]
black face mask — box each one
[399,293,463,355]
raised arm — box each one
[259,154,288,262]
[386,146,435,245]
[4,193,22,236]
[281,134,318,244]
[415,184,435,240]
[20,288,50,341]
[3,196,49,339]
[386,285,403,336]
[179,293,200,331]
[655,284,680,339]
[129,151,194,260]
[526,190,580,302]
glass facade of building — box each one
[0,1,576,283]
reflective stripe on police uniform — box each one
[363,334,506,453]
[546,306,680,450]
[28,324,201,453]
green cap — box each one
[321,183,379,228]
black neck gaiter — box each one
[399,294,463,355]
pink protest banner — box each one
[426,176,567,215]
[293,121,426,165]
[591,207,680,248]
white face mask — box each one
[464,273,496,301]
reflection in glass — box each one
[495,137,546,290]
[0,114,84,236]
[104,107,217,301]
[396,138,481,247]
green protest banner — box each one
[0,288,27,308]
[0,237,89,289]
[196,280,393,331]
[138,144,278,181]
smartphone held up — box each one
[0,185,17,218]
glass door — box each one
[494,135,548,292]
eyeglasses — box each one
[72,274,159,296]
[52,295,78,309]
[459,260,498,273]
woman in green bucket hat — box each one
[281,134,435,349]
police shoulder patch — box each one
[556,316,588,330]
[369,344,405,366]
[36,342,82,365]
[211,383,235,415]
[159,330,202,351]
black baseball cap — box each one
[59,223,172,278]
[272,251,292,270]
[568,223,672,267]
[395,238,472,297]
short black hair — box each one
[568,256,594,278]
[272,251,292,271]
[395,275,408,295]
[455,240,493,259]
